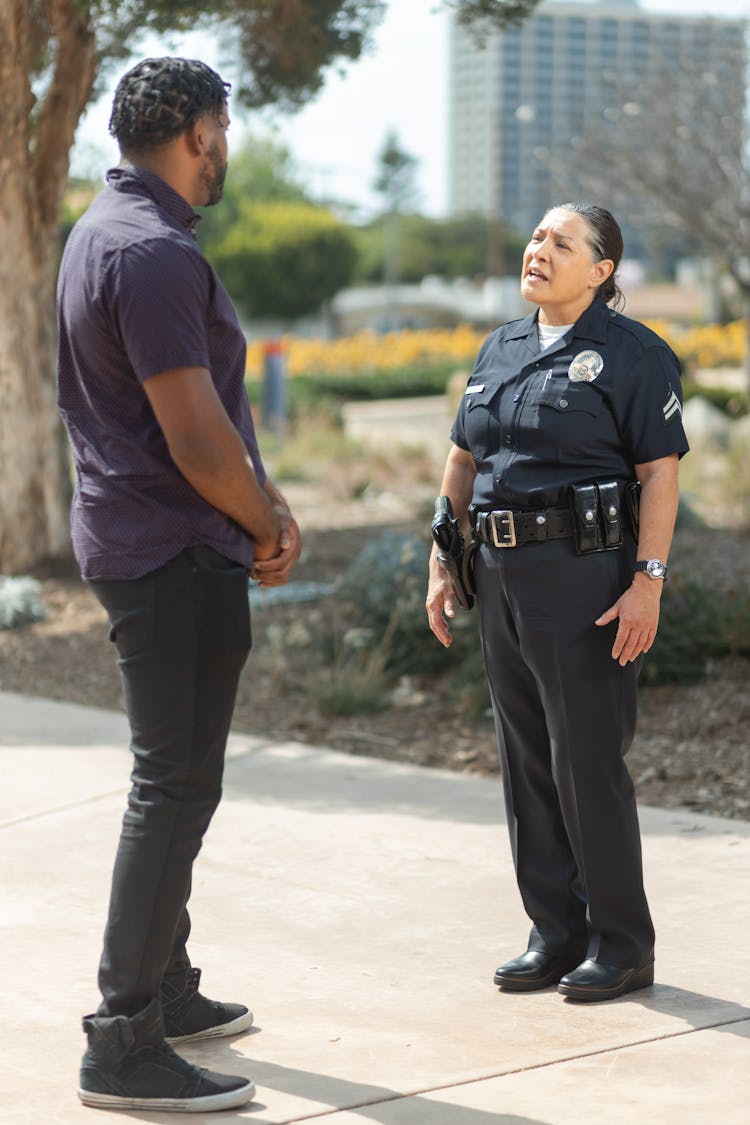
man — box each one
[57,57,301,1112]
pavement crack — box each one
[280,1016,750,1121]
[0,788,125,829]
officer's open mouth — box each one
[526,268,548,281]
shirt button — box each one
[559,398,568,408]
[513,393,521,402]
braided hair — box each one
[553,202,625,309]
[109,57,230,156]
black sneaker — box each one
[78,999,255,1112]
[162,967,254,1045]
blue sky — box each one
[70,0,748,220]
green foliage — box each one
[355,214,525,283]
[373,130,419,214]
[325,532,750,711]
[257,404,360,479]
[335,532,481,682]
[641,578,750,686]
[91,0,542,110]
[81,2,387,111]
[309,665,391,716]
[248,363,456,418]
[445,0,541,42]
[682,381,749,419]
[725,432,750,530]
[197,132,309,249]
[205,200,357,320]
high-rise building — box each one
[448,0,746,261]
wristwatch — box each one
[634,559,668,582]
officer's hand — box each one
[251,511,302,588]
[426,559,456,648]
[595,577,662,666]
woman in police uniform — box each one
[426,203,689,1002]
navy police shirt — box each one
[57,167,267,580]
[451,298,690,510]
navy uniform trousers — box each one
[474,534,654,968]
[88,545,252,1020]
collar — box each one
[504,297,611,345]
[106,166,201,234]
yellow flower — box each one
[246,326,487,379]
[248,321,746,381]
[644,320,746,371]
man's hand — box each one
[426,555,457,648]
[595,575,663,665]
[251,508,302,588]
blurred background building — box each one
[448,0,747,263]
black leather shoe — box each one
[494,950,583,992]
[558,959,654,1002]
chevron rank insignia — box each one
[663,390,682,423]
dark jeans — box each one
[88,547,252,1021]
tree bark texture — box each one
[0,1,96,572]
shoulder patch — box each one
[663,390,682,423]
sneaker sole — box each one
[78,1079,255,1112]
[165,1009,254,1045]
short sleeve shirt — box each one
[451,298,689,510]
[57,167,266,580]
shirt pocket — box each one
[462,382,504,459]
[535,383,603,461]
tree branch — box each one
[0,1,37,190]
[31,0,97,238]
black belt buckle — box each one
[490,509,517,548]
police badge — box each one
[568,350,604,382]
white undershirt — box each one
[537,322,574,352]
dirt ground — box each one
[1,474,748,823]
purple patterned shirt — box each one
[57,166,266,580]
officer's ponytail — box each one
[556,202,625,310]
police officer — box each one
[427,203,689,1003]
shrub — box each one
[646,319,746,374]
[641,578,750,685]
[274,531,487,718]
[682,382,749,418]
[334,534,749,696]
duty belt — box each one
[472,505,573,548]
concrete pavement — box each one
[1,691,749,1124]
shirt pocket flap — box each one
[465,381,503,410]
[537,383,601,417]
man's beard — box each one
[200,143,227,206]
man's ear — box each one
[184,118,206,157]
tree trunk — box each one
[0,201,72,573]
[0,0,96,573]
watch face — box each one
[646,560,666,578]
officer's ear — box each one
[590,258,614,291]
